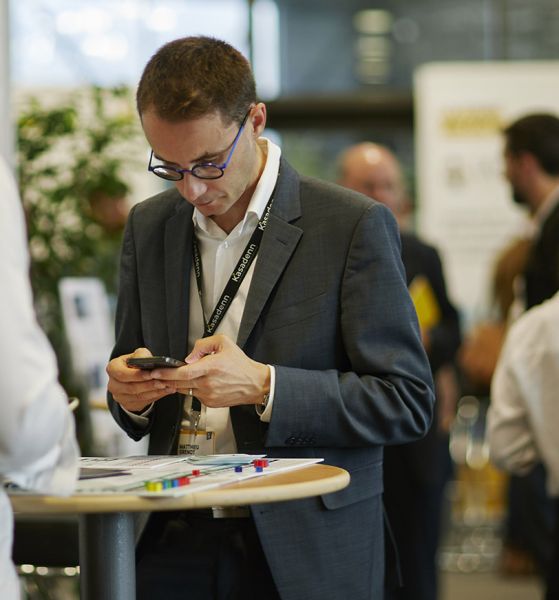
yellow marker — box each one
[144,480,163,492]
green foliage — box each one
[16,86,141,449]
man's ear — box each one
[250,102,267,138]
[519,151,540,174]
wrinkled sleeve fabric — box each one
[0,158,79,492]
[487,296,559,487]
[488,333,538,475]
[107,203,151,439]
[0,157,79,600]
[267,201,435,448]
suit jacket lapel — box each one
[161,160,302,354]
[164,201,194,359]
[237,160,303,349]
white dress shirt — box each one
[0,157,80,599]
[130,138,281,453]
[487,291,559,496]
[184,137,280,452]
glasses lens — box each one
[191,165,224,180]
[152,166,183,181]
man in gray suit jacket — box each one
[106,36,434,600]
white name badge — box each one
[178,427,216,456]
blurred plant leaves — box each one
[16,86,142,413]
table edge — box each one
[10,464,350,514]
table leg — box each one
[79,512,136,600]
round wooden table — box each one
[11,463,349,600]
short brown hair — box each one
[137,36,256,125]
[504,113,559,176]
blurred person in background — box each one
[464,113,559,577]
[504,114,559,310]
[497,113,559,577]
[459,237,531,392]
[0,155,80,599]
[339,142,461,600]
[488,290,559,599]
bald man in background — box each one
[339,144,410,227]
[339,143,461,600]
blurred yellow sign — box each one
[409,275,441,331]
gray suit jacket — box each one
[108,158,434,600]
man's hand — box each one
[151,334,270,408]
[107,348,177,413]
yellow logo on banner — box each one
[441,108,502,136]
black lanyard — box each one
[192,193,274,338]
[189,192,275,417]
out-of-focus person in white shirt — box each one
[488,291,559,494]
[0,156,80,599]
[487,290,559,598]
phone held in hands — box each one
[126,356,186,370]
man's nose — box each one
[176,175,208,202]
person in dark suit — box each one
[339,143,461,600]
[496,113,559,581]
[105,37,434,600]
[503,114,559,311]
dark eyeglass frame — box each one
[148,108,252,181]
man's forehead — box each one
[143,110,234,164]
[361,146,385,166]
[355,155,399,182]
[142,108,229,130]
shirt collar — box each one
[193,137,281,238]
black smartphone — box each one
[126,356,186,370]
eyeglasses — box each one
[148,109,251,181]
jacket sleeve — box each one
[266,202,435,448]
[0,158,79,494]
[107,204,153,441]
[487,318,541,475]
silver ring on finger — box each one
[188,388,193,397]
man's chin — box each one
[192,198,218,213]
